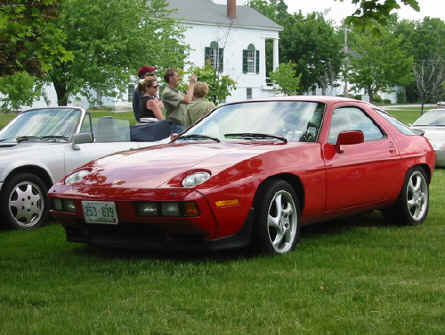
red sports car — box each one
[48,97,435,254]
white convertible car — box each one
[0,107,169,229]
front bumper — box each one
[57,208,254,252]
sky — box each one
[282,0,443,25]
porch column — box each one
[273,38,279,71]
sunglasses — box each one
[151,85,159,89]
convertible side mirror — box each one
[335,130,364,153]
[72,132,93,150]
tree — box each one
[0,0,72,111]
[341,0,420,28]
[188,62,237,106]
[347,26,413,103]
[269,62,301,95]
[249,1,344,94]
[47,0,188,106]
[413,58,445,113]
[395,17,445,106]
[0,0,71,77]
[279,12,344,94]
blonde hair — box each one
[193,81,209,98]
[137,75,157,92]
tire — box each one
[254,179,300,254]
[0,173,49,230]
[383,167,429,226]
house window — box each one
[243,44,259,74]
[205,41,224,72]
[246,88,252,99]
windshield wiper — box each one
[224,133,287,143]
[16,136,42,143]
[41,135,70,142]
[0,137,15,142]
[178,134,220,143]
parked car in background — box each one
[410,108,445,167]
[0,107,169,230]
[49,97,435,255]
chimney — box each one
[227,0,236,20]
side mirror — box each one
[72,132,93,150]
[335,130,364,153]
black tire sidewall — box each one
[254,179,300,254]
[1,173,49,229]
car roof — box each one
[222,95,372,106]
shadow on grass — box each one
[67,211,392,262]
[301,210,389,238]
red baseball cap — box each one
[138,65,157,78]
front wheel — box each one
[383,167,429,225]
[0,173,49,230]
[254,179,300,254]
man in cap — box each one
[133,65,157,122]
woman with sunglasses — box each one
[137,76,165,123]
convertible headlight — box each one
[181,172,211,187]
[65,169,90,185]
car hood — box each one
[78,142,290,189]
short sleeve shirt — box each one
[161,85,186,125]
[185,98,215,127]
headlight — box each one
[65,169,90,185]
[182,171,211,187]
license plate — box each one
[82,201,119,224]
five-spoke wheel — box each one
[383,167,429,225]
[255,179,300,254]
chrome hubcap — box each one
[406,171,428,221]
[267,190,298,253]
[8,181,44,228]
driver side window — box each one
[79,112,93,134]
[328,107,384,144]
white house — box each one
[167,0,283,102]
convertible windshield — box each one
[413,109,445,126]
[185,101,325,143]
[0,108,81,142]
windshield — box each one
[183,101,325,143]
[413,109,445,126]
[0,108,81,142]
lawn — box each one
[0,106,444,334]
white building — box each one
[167,0,282,102]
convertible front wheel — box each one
[254,179,300,254]
[1,173,49,230]
[384,167,429,225]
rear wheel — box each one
[0,173,49,230]
[254,179,300,254]
[383,167,429,225]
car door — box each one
[64,114,167,175]
[323,105,400,213]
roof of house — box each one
[166,0,283,32]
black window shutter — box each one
[243,50,248,73]
[218,48,224,72]
[256,50,260,74]
[205,47,212,65]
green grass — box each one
[1,108,445,334]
